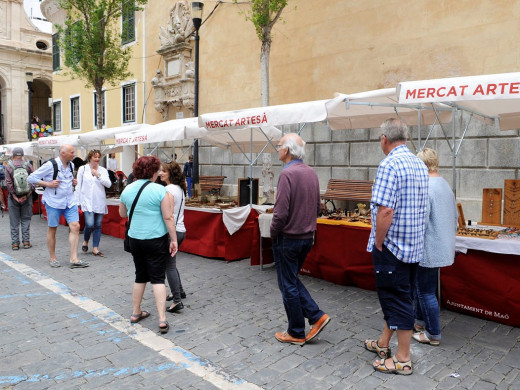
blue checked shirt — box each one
[367,145,429,263]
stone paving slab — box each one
[0,215,520,389]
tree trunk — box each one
[95,83,103,130]
[261,39,270,107]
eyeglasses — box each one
[275,144,285,151]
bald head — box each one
[278,133,305,163]
[59,144,75,163]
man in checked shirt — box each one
[364,118,429,376]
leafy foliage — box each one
[56,0,147,127]
[236,0,288,43]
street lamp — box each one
[191,1,203,193]
[26,72,33,141]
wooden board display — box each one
[457,203,466,228]
[504,180,520,227]
[481,188,502,225]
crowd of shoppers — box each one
[5,121,458,362]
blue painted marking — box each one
[0,291,54,299]
[0,362,186,385]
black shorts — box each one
[372,245,418,330]
[130,234,170,284]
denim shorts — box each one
[372,245,418,330]
[46,204,79,228]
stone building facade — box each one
[0,0,52,144]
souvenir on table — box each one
[503,180,520,227]
[481,188,502,225]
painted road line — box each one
[0,253,263,390]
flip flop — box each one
[82,245,88,253]
[92,252,105,257]
[130,311,150,324]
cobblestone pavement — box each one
[1,214,520,390]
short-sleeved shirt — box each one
[367,144,429,263]
[28,158,75,209]
[120,179,168,239]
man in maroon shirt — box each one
[270,133,330,345]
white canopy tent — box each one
[326,88,453,131]
[397,72,520,130]
[397,72,520,194]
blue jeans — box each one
[186,177,192,198]
[272,235,324,339]
[83,211,104,248]
[414,266,441,340]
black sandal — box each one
[82,245,88,253]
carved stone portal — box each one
[153,0,195,119]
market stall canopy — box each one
[198,126,282,154]
[78,124,150,145]
[1,141,38,157]
[37,134,81,147]
[326,88,453,130]
[114,117,202,146]
[198,100,328,130]
[397,72,520,130]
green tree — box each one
[57,0,147,130]
[236,0,289,106]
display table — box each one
[251,215,375,290]
[181,206,260,261]
[102,199,126,239]
[441,237,520,327]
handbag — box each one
[124,181,152,252]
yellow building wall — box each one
[51,9,146,135]
[171,0,520,113]
[53,0,520,127]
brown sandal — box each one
[364,339,391,358]
[373,356,413,375]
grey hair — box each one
[282,134,306,160]
[380,118,408,143]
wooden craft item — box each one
[481,188,502,225]
[456,227,499,240]
[457,203,466,228]
[503,180,520,227]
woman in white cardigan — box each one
[76,150,112,257]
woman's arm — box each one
[98,167,112,188]
[161,192,178,256]
[119,203,128,218]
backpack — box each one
[40,158,74,180]
[8,160,31,196]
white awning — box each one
[78,124,150,145]
[326,88,453,130]
[397,73,520,130]
[37,134,81,147]
[198,100,328,130]
[115,118,203,146]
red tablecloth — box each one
[102,204,126,239]
[181,208,257,261]
[251,217,375,290]
[441,250,520,327]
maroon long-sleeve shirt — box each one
[270,161,321,239]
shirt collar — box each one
[283,159,303,169]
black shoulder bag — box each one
[124,181,152,252]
